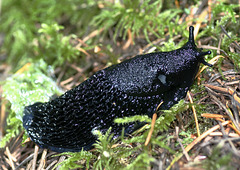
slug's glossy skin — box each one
[23,26,211,152]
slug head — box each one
[150,26,212,110]
[185,26,212,67]
[163,26,212,86]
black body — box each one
[23,26,211,152]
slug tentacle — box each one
[23,26,212,152]
[188,26,195,44]
[198,51,212,67]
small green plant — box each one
[54,128,134,170]
[93,128,129,169]
[0,0,98,69]
[53,150,96,170]
[36,23,79,67]
[0,110,22,148]
[91,0,182,42]
[178,131,194,145]
[205,1,240,69]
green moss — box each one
[0,60,62,147]
[2,59,62,120]
[90,0,182,43]
[54,150,95,170]
[0,0,98,70]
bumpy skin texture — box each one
[23,26,211,152]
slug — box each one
[23,26,211,152]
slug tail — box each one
[23,109,33,130]
[23,102,42,130]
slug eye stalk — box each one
[199,51,212,67]
[188,26,195,44]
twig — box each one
[123,29,133,50]
[82,28,105,43]
[193,7,208,38]
[167,121,231,170]
[204,84,229,93]
[15,63,31,74]
[37,149,48,170]
[5,147,15,170]
[184,120,230,152]
[208,70,239,83]
[45,160,58,170]
[0,99,7,138]
[209,132,239,137]
[16,151,42,170]
[187,92,200,137]
[217,118,240,136]
[208,0,212,22]
[56,156,66,170]
[176,127,190,161]
[205,87,240,131]
[32,145,39,170]
[145,113,157,146]
[201,113,228,119]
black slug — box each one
[23,26,211,152]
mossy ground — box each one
[0,0,240,169]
